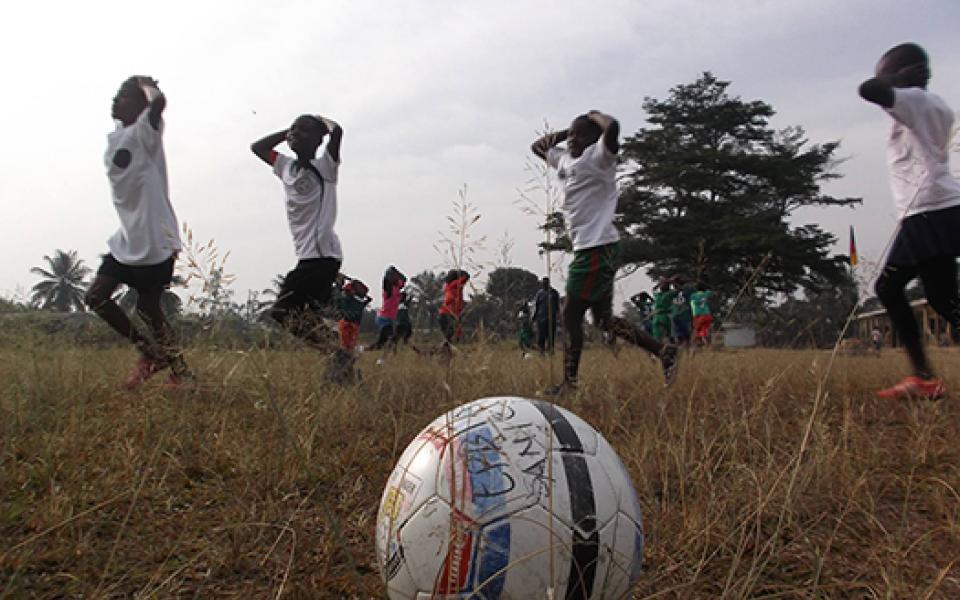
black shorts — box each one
[97,254,175,293]
[887,204,960,267]
[273,257,341,313]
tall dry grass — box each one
[1,338,958,598]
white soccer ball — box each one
[375,396,644,599]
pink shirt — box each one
[378,281,404,320]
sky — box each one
[2,0,959,311]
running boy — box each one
[337,278,371,353]
[690,284,714,347]
[651,279,677,343]
[370,266,406,351]
[859,43,960,399]
[251,113,344,351]
[85,75,191,390]
[439,269,470,344]
[532,111,678,394]
[394,290,413,346]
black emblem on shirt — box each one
[113,148,132,169]
[293,176,316,195]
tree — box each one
[409,270,444,329]
[29,249,90,312]
[485,267,541,311]
[617,73,861,304]
[755,268,859,347]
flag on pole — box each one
[849,225,858,267]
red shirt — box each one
[439,276,468,316]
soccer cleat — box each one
[876,376,945,400]
[660,344,680,387]
[122,356,163,391]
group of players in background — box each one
[88,42,960,400]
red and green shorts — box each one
[566,243,620,307]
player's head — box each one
[541,277,551,289]
[287,114,329,157]
[876,43,930,88]
[567,114,603,158]
[352,279,369,297]
[111,76,149,125]
[697,282,707,292]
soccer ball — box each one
[375,396,644,599]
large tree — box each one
[29,249,90,312]
[617,73,860,303]
[485,267,541,311]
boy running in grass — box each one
[439,269,470,344]
[532,277,561,353]
[251,113,344,352]
[394,290,413,346]
[517,302,535,355]
[651,280,677,343]
[671,280,695,346]
[690,283,714,348]
[630,291,655,336]
[859,43,960,399]
[532,111,678,394]
[370,266,406,351]
[337,278,371,354]
[85,75,192,390]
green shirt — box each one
[690,290,713,317]
[396,304,411,326]
[338,294,368,323]
[653,290,677,316]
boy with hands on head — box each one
[86,75,191,390]
[532,110,679,395]
[859,43,960,399]
[251,113,345,352]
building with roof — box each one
[854,298,956,347]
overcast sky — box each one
[2,0,958,310]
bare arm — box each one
[588,110,620,154]
[250,130,288,165]
[138,77,165,131]
[319,116,343,163]
[858,76,896,108]
[531,129,569,161]
[859,63,930,108]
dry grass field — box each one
[1,335,959,598]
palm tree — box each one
[30,250,90,312]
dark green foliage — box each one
[484,267,540,311]
[409,270,444,330]
[754,269,859,347]
[617,73,860,304]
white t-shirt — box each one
[547,141,620,251]
[104,110,182,266]
[885,87,960,219]
[273,151,342,260]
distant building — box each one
[854,298,956,347]
[718,322,756,348]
